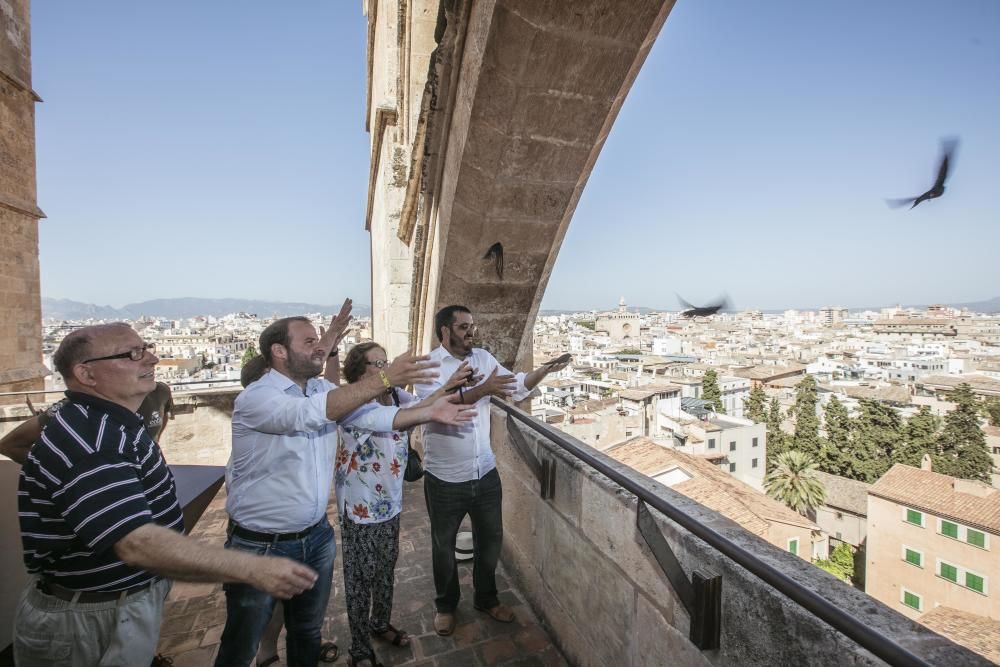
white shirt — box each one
[226,369,399,532]
[414,346,533,482]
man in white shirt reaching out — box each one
[415,305,570,637]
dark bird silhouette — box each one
[483,242,504,280]
[887,138,959,210]
[677,294,729,318]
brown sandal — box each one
[372,623,410,646]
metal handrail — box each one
[0,378,242,400]
[491,397,932,667]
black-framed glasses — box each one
[366,359,388,369]
[82,342,156,364]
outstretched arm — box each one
[114,523,318,600]
[0,416,43,465]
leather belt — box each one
[37,577,157,603]
[228,517,324,543]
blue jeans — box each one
[213,518,336,667]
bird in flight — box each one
[677,294,729,318]
[483,242,504,280]
[887,138,959,210]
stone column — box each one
[0,0,47,405]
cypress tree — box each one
[745,384,768,423]
[934,384,993,482]
[702,369,725,414]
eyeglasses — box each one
[366,359,388,369]
[82,342,156,364]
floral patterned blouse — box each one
[334,389,416,525]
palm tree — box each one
[764,451,826,515]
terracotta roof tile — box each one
[605,437,817,533]
[869,464,1000,534]
[919,606,1000,664]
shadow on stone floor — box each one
[157,480,567,666]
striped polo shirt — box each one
[18,391,184,592]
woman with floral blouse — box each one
[335,342,472,667]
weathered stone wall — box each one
[490,404,989,666]
[0,0,45,404]
[0,390,237,466]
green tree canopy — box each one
[984,398,1000,428]
[745,384,768,423]
[814,543,855,583]
[241,344,258,367]
[766,397,787,469]
[848,399,903,483]
[820,395,852,476]
[935,384,993,482]
[764,450,826,514]
[702,369,725,414]
[791,376,821,461]
[895,406,941,467]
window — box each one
[752,458,759,469]
[966,572,986,594]
[904,547,922,568]
[939,561,958,583]
[835,531,842,540]
[708,438,716,449]
[752,437,759,447]
[904,509,923,527]
[729,462,736,472]
[967,529,987,549]
[940,520,959,539]
[729,441,736,451]
[787,538,799,556]
[902,589,922,612]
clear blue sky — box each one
[33,1,1000,312]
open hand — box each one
[479,367,517,398]
[442,361,475,393]
[429,394,477,426]
[387,351,440,387]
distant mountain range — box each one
[42,297,370,321]
[540,296,1000,315]
[43,295,999,321]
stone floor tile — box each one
[157,483,567,666]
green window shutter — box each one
[941,520,959,538]
[903,591,921,610]
[788,539,798,556]
[940,562,958,582]
[966,573,985,594]
[967,529,986,548]
[905,509,922,526]
[905,549,922,567]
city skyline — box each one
[32,1,1000,311]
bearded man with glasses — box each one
[13,323,319,666]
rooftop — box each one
[814,471,871,516]
[869,464,1000,534]
[919,607,1000,664]
[605,437,818,536]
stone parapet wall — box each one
[490,404,988,666]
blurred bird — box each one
[483,242,504,280]
[887,138,959,209]
[677,294,729,318]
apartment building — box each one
[866,463,1000,622]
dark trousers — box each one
[213,519,336,667]
[423,468,503,613]
[341,513,401,663]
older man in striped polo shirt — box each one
[15,323,319,666]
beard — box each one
[286,349,324,379]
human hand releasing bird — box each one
[887,137,959,210]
